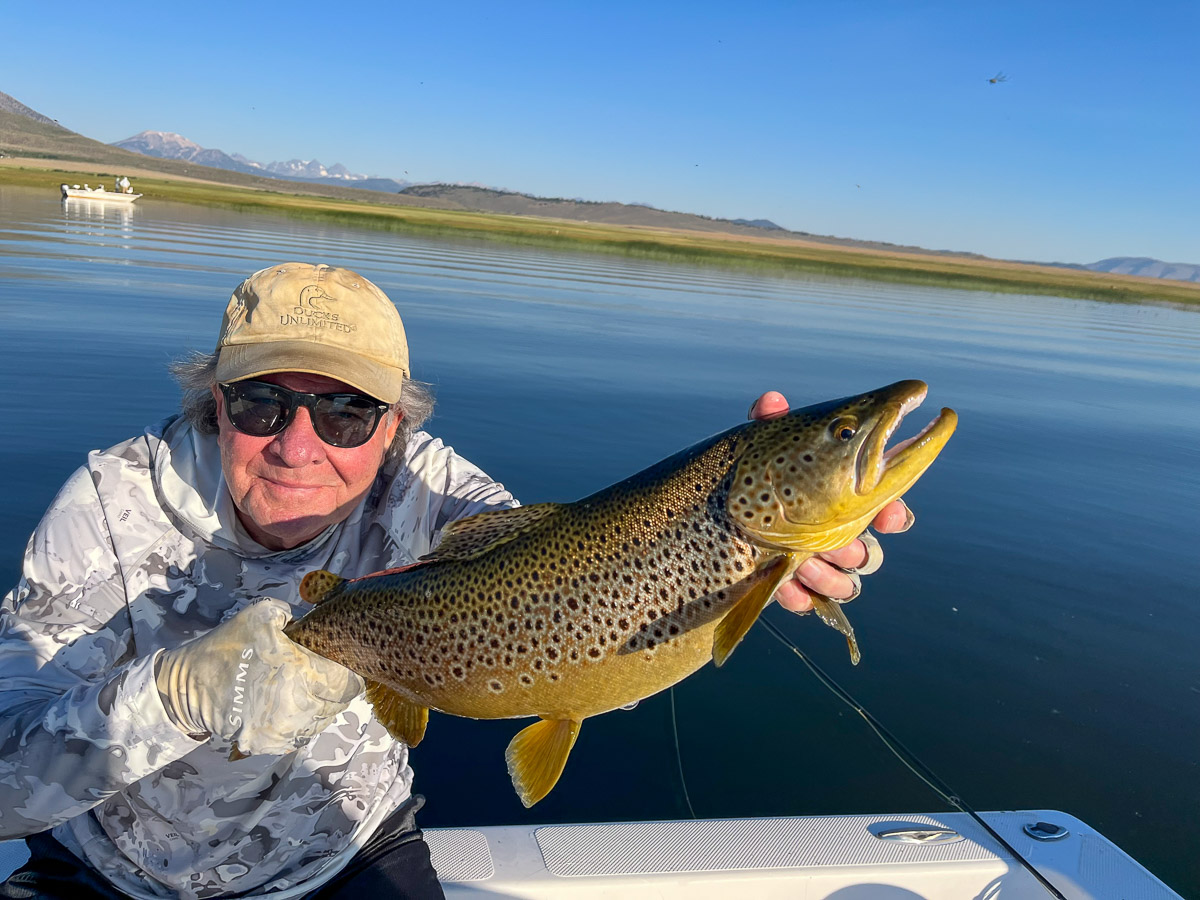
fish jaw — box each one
[728,380,957,553]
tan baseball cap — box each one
[215,263,409,403]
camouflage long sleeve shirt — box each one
[0,416,515,898]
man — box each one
[0,263,911,898]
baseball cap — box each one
[214,263,409,403]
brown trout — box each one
[285,380,956,806]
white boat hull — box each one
[60,186,141,203]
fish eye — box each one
[830,417,858,441]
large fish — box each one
[286,380,956,806]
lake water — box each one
[2,185,1198,895]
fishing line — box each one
[759,615,1067,900]
[669,686,698,818]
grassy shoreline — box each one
[5,163,1198,307]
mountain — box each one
[114,131,262,175]
[0,91,58,127]
[1082,257,1200,284]
[113,131,409,192]
[731,218,784,231]
[391,184,900,246]
[257,158,357,180]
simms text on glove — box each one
[154,598,364,756]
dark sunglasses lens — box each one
[226,385,289,436]
[223,383,382,447]
[311,396,380,448]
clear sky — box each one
[6,1,1196,265]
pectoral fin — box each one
[712,555,796,667]
[365,680,430,746]
[505,717,581,808]
[809,594,862,665]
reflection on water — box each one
[61,196,135,227]
[1,185,1198,895]
[60,197,137,254]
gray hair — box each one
[168,350,434,461]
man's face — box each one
[212,372,401,550]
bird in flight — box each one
[988,71,1008,84]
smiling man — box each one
[0,263,909,898]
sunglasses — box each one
[219,380,391,449]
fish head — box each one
[728,380,957,552]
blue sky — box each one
[6,1,1196,264]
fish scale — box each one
[285,380,957,806]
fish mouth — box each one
[856,382,957,497]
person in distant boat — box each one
[0,262,912,899]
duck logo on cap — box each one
[299,284,337,313]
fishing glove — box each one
[154,598,364,756]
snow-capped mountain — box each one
[113,131,406,191]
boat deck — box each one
[0,810,1181,898]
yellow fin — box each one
[809,594,862,665]
[300,569,346,605]
[365,679,430,747]
[712,555,795,667]
[505,717,581,808]
[424,503,564,562]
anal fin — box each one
[809,593,862,665]
[365,679,430,746]
[712,555,795,667]
[505,717,581,808]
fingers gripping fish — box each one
[285,380,956,807]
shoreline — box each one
[4,160,1197,307]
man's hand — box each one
[155,599,364,756]
[748,391,915,613]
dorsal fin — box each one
[422,503,564,562]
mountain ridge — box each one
[113,130,410,193]
[1082,257,1200,283]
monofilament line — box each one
[760,615,1067,900]
[669,686,698,818]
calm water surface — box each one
[2,186,1198,895]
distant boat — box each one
[61,177,141,203]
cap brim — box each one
[216,341,406,403]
